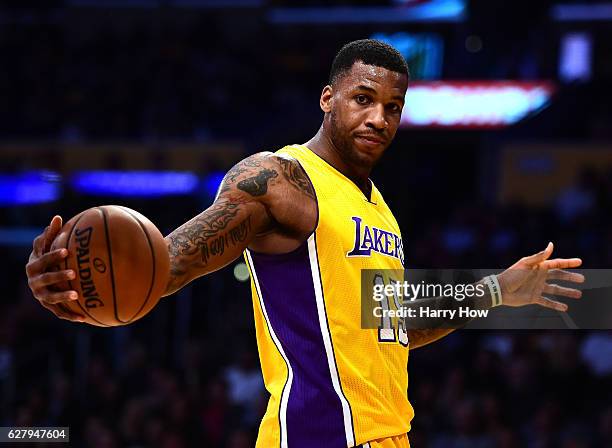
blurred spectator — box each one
[581,331,612,377]
[556,168,598,223]
[224,350,265,427]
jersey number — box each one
[374,274,409,346]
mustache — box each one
[354,132,387,143]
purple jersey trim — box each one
[249,240,349,447]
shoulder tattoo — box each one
[276,157,316,200]
[221,153,315,200]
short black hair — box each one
[328,39,410,86]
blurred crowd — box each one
[409,331,612,448]
[401,165,612,269]
[1,1,611,145]
[0,11,327,143]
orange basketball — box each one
[50,205,170,327]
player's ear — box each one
[320,85,333,113]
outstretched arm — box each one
[406,243,584,349]
[25,152,315,322]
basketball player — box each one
[25,40,584,448]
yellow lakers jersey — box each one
[244,144,414,448]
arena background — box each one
[1,0,611,446]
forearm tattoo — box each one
[166,199,250,291]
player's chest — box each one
[317,192,404,268]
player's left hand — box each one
[497,242,584,312]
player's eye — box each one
[388,103,402,113]
[355,95,370,105]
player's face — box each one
[325,61,408,168]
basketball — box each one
[50,205,170,327]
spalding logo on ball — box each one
[50,205,170,327]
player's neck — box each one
[304,128,372,197]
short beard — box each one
[328,110,373,169]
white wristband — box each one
[484,275,503,307]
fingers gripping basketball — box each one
[50,205,170,327]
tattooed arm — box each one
[163,152,316,297]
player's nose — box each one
[365,103,388,131]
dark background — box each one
[0,1,611,447]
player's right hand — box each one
[25,215,85,322]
